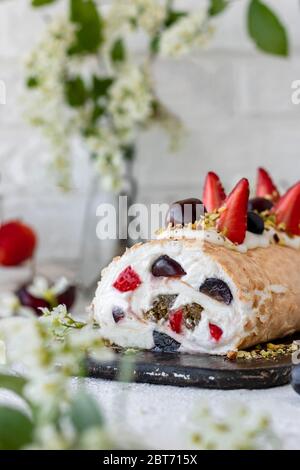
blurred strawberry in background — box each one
[0,220,37,266]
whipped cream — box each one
[156,225,300,252]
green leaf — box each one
[32,0,57,6]
[0,373,27,397]
[165,10,187,27]
[92,76,114,99]
[209,0,228,16]
[123,145,136,161]
[69,0,103,54]
[150,35,160,55]
[65,77,87,107]
[92,105,105,123]
[110,38,126,63]
[26,76,39,88]
[0,406,33,450]
[247,0,289,56]
[70,391,103,433]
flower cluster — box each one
[0,304,114,449]
[24,0,212,191]
[0,303,281,450]
[24,17,77,190]
[160,11,213,58]
[188,403,280,450]
[0,292,34,319]
[106,0,167,37]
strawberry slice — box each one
[169,308,183,334]
[0,220,37,266]
[209,323,223,341]
[256,167,280,202]
[272,181,300,235]
[203,171,226,213]
[113,266,141,292]
[216,178,249,244]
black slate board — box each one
[87,347,295,390]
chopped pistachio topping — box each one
[227,341,299,361]
[203,212,220,230]
[182,303,203,330]
[144,294,178,322]
[144,295,203,330]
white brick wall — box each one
[1,0,300,264]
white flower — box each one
[24,373,69,407]
[28,276,69,299]
[187,403,280,450]
[108,64,153,132]
[132,0,166,34]
[86,130,125,191]
[0,293,21,318]
[32,419,76,450]
[159,10,212,58]
[0,293,34,319]
[106,0,166,37]
[0,317,51,376]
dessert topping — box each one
[203,171,226,213]
[209,323,223,341]
[113,266,141,292]
[151,255,186,277]
[272,181,300,236]
[200,278,233,305]
[256,167,280,202]
[216,178,249,244]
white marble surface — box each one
[1,377,299,449]
[80,379,300,450]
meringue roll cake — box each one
[91,169,300,355]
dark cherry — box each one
[200,278,233,305]
[247,211,264,235]
[16,286,49,315]
[112,306,125,323]
[57,285,76,310]
[248,197,273,213]
[152,330,181,352]
[166,198,204,226]
[151,255,186,278]
[16,284,76,316]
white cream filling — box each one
[92,240,254,355]
[156,226,300,252]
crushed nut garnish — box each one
[227,340,299,361]
[203,212,220,230]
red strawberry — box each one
[169,308,183,334]
[272,181,300,235]
[113,266,141,292]
[209,323,223,341]
[203,171,226,213]
[0,220,37,267]
[256,167,280,202]
[216,178,249,244]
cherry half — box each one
[166,198,204,227]
[248,197,273,213]
[151,255,186,278]
[200,278,233,305]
